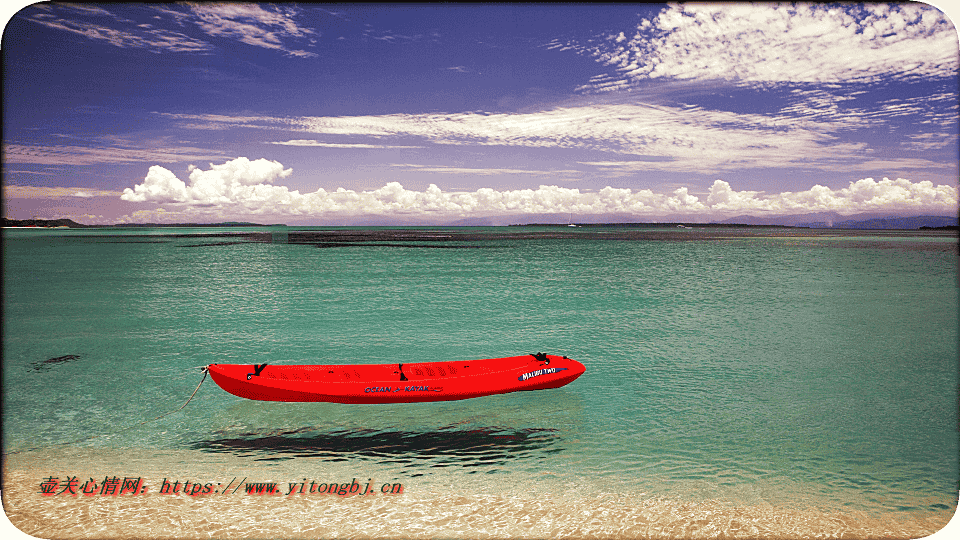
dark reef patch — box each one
[30,354,81,371]
[312,242,486,249]
[178,242,249,248]
[15,227,955,253]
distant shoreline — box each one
[1,218,269,229]
[2,217,957,231]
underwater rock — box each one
[30,354,81,371]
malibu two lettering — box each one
[518,367,568,381]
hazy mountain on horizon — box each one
[450,212,958,229]
[712,212,957,229]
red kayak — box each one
[206,353,585,403]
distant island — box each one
[511,222,798,229]
[1,218,267,228]
[2,218,96,228]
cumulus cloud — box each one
[116,208,183,225]
[582,3,958,88]
[120,157,958,221]
[704,178,958,216]
[121,157,293,205]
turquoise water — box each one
[3,226,957,536]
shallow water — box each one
[3,225,957,538]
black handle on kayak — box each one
[246,363,268,380]
[532,352,550,365]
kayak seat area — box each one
[404,362,466,379]
[251,362,474,382]
[261,366,371,381]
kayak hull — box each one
[207,354,585,403]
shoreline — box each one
[3,447,954,539]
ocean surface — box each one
[2,225,958,539]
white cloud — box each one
[902,132,956,152]
[161,102,937,175]
[119,157,958,220]
[186,3,317,58]
[392,164,579,177]
[582,3,958,88]
[4,170,57,176]
[116,208,183,225]
[20,3,317,57]
[121,165,189,203]
[703,177,959,216]
[269,139,422,149]
[121,157,292,205]
[160,73,959,175]
[3,143,227,166]
[23,7,213,53]
[4,185,124,199]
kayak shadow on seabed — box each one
[187,426,563,469]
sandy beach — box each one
[4,447,953,539]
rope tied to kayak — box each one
[137,367,208,424]
[4,367,209,456]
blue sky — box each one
[3,2,958,225]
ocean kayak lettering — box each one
[363,386,443,393]
[518,367,568,381]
